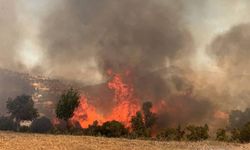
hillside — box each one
[0,132,247,150]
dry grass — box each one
[0,131,249,150]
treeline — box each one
[2,88,250,143]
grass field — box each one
[0,131,249,150]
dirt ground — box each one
[0,131,249,150]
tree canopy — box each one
[6,95,38,122]
[56,88,80,122]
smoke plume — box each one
[39,0,215,127]
[207,24,250,110]
[0,0,20,70]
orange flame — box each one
[71,70,140,128]
[71,96,105,128]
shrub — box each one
[157,125,185,141]
[101,120,128,137]
[31,117,53,133]
[86,120,102,136]
[0,116,16,131]
[19,126,30,132]
[239,122,250,142]
[216,128,228,141]
[186,124,209,141]
[230,128,240,142]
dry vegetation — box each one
[0,132,249,150]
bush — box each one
[186,124,209,141]
[0,116,16,131]
[31,117,53,133]
[101,120,128,137]
[86,120,102,136]
[216,128,228,141]
[230,128,240,142]
[157,126,185,141]
[239,122,250,142]
[19,126,30,132]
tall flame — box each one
[71,70,140,128]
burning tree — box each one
[71,71,141,128]
[56,88,80,129]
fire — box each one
[214,111,229,120]
[71,96,105,128]
[71,70,140,128]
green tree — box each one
[130,101,157,138]
[6,95,38,129]
[56,88,80,129]
[31,117,53,133]
[142,102,157,129]
[131,112,146,137]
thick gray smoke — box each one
[0,0,20,70]
[208,24,250,110]
[40,0,215,127]
[0,69,34,115]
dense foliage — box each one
[56,88,80,127]
[31,117,53,133]
[131,102,157,137]
[0,116,17,131]
[101,120,128,137]
[157,125,185,141]
[216,128,228,141]
[6,95,38,129]
[186,124,209,141]
[239,122,250,142]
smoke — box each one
[207,24,250,110]
[0,0,20,70]
[1,0,238,128]
[39,0,216,127]
[229,108,250,129]
[0,69,34,115]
